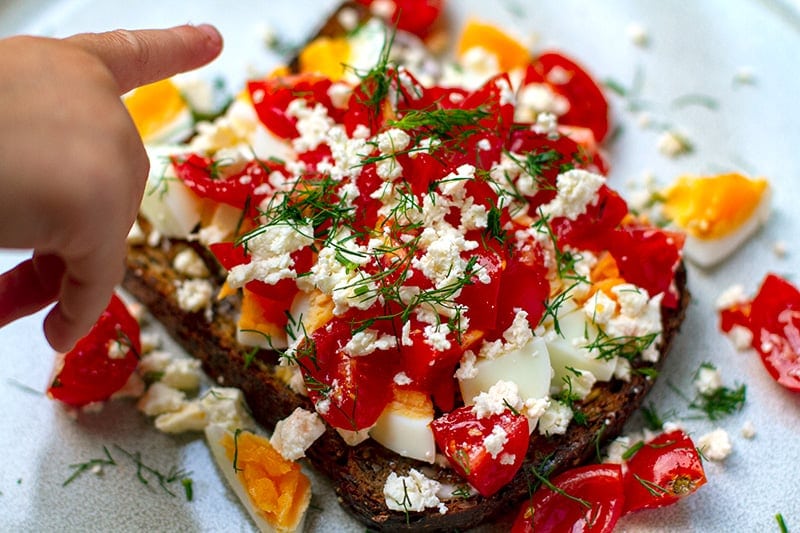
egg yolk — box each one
[299,36,351,81]
[221,430,310,531]
[661,173,769,240]
[457,20,531,72]
[123,78,188,141]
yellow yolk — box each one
[457,20,531,72]
[661,173,769,240]
[217,429,311,532]
[124,78,192,143]
[298,37,351,81]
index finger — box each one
[66,24,223,94]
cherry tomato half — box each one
[354,0,445,38]
[720,273,800,392]
[47,294,141,407]
[622,429,707,513]
[511,463,625,533]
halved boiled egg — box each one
[205,424,311,533]
[457,19,531,73]
[124,78,194,144]
[298,18,388,82]
[661,173,771,267]
[369,388,436,463]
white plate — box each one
[1,1,799,531]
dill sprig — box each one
[389,108,490,139]
[113,445,193,498]
[690,383,747,421]
[63,446,117,487]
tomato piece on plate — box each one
[296,318,398,431]
[622,429,707,513]
[47,294,141,407]
[524,51,610,143]
[354,0,445,38]
[720,273,800,391]
[511,464,624,533]
[430,405,529,497]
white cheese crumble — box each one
[343,328,398,356]
[137,382,187,416]
[270,407,327,461]
[727,325,753,351]
[538,169,605,221]
[697,428,733,461]
[175,279,214,313]
[657,130,692,157]
[376,128,411,154]
[537,400,573,436]
[694,365,722,396]
[478,309,533,360]
[483,425,509,459]
[715,284,748,310]
[472,380,523,419]
[393,372,413,386]
[741,420,756,439]
[172,247,210,278]
[626,22,649,47]
[384,469,443,513]
[455,350,479,380]
[562,368,597,401]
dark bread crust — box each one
[124,235,688,531]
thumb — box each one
[66,24,223,94]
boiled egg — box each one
[661,173,771,267]
[457,19,531,73]
[369,388,436,463]
[298,18,388,83]
[205,424,311,533]
[124,78,194,144]
[546,309,617,384]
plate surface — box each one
[1,1,799,531]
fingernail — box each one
[195,23,223,47]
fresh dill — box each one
[690,382,747,421]
[113,445,193,499]
[776,513,789,533]
[529,465,592,509]
[63,446,117,487]
[389,108,490,139]
[621,440,645,461]
[633,473,670,498]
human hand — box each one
[0,24,223,352]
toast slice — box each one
[123,3,690,529]
[123,232,688,530]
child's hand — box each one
[0,24,223,351]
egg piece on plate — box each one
[369,388,437,464]
[298,18,388,82]
[124,78,194,144]
[660,173,771,267]
[205,424,311,533]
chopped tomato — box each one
[622,429,707,513]
[430,405,529,497]
[511,464,625,533]
[550,185,629,253]
[354,0,445,38]
[608,226,685,308]
[456,242,506,331]
[248,74,341,140]
[720,273,800,391]
[296,318,398,431]
[172,154,286,211]
[47,294,141,407]
[525,51,610,143]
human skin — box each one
[0,24,223,351]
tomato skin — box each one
[354,0,444,38]
[47,294,141,407]
[622,429,707,513]
[430,405,529,497]
[720,273,800,391]
[511,464,624,533]
[524,51,610,143]
[297,318,398,431]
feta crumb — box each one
[657,130,692,158]
[154,402,207,433]
[562,369,596,400]
[483,425,509,459]
[175,279,214,313]
[604,436,634,464]
[727,325,753,351]
[172,247,210,278]
[270,408,327,461]
[694,365,723,395]
[455,350,479,380]
[499,453,516,466]
[773,240,788,258]
[343,328,398,356]
[537,400,573,437]
[384,469,442,512]
[538,169,605,221]
[733,66,756,85]
[472,380,523,419]
[393,372,413,386]
[626,22,649,47]
[106,339,130,360]
[697,428,733,461]
[161,358,203,392]
[137,382,186,416]
[740,420,756,439]
[715,284,748,310]
[200,387,256,432]
[376,128,411,154]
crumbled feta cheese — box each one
[626,22,649,47]
[137,382,186,416]
[472,380,523,419]
[715,284,748,310]
[727,325,753,351]
[172,247,210,278]
[613,357,632,382]
[537,400,573,436]
[107,339,130,360]
[697,428,733,461]
[741,420,756,439]
[562,368,596,400]
[287,99,335,152]
[270,408,327,461]
[401,321,413,347]
[583,290,618,326]
[175,279,214,313]
[478,310,533,360]
[515,83,569,123]
[604,435,634,464]
[499,453,516,466]
[694,365,722,395]
[539,169,605,221]
[376,128,411,154]
[154,402,207,433]
[394,372,413,386]
[384,469,443,512]
[343,328,398,356]
[483,425,509,459]
[161,358,203,391]
[423,322,452,352]
[200,387,256,432]
[773,240,788,258]
[532,112,558,137]
[657,130,692,157]
[455,350,479,380]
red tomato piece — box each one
[607,226,685,309]
[456,242,506,331]
[622,429,707,513]
[399,325,464,391]
[172,154,284,210]
[354,0,444,38]
[550,185,629,253]
[721,274,800,391]
[511,464,624,533]
[525,51,610,143]
[430,405,529,497]
[296,318,398,431]
[494,249,550,334]
[47,294,141,407]
[248,74,341,140]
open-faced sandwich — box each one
[119,1,692,530]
